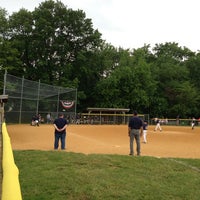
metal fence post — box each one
[19,76,24,124]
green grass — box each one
[14,151,200,200]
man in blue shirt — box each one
[128,111,143,156]
[53,113,68,150]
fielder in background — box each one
[53,113,68,150]
[154,118,162,132]
[143,120,148,143]
[128,111,143,156]
[31,114,40,126]
[191,117,196,130]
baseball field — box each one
[7,124,200,158]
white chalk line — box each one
[167,158,200,173]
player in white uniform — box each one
[191,117,196,130]
[154,118,162,132]
[143,121,148,143]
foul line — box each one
[168,158,200,173]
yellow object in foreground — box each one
[2,122,22,200]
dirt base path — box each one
[7,124,200,158]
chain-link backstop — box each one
[3,72,77,124]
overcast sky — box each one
[1,0,200,52]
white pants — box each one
[155,123,162,131]
[143,130,147,143]
[191,122,195,129]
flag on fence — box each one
[60,100,74,109]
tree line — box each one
[0,0,200,118]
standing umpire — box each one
[53,113,68,150]
[128,111,143,156]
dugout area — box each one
[79,107,148,125]
[7,124,200,159]
[81,107,130,124]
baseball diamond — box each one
[7,124,200,158]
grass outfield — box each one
[14,150,200,200]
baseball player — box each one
[143,120,148,143]
[154,118,162,132]
[191,117,196,130]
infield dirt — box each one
[7,124,200,158]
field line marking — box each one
[168,158,200,173]
[68,131,107,146]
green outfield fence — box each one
[79,113,147,125]
[75,113,199,126]
[150,118,200,126]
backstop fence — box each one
[3,72,77,124]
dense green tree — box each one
[186,53,200,88]
[1,2,200,117]
[0,8,22,90]
[7,0,103,111]
[8,8,34,76]
[0,8,8,36]
[95,47,156,114]
[152,42,198,117]
[75,43,120,111]
[185,53,200,117]
[8,0,102,85]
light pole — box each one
[0,94,8,199]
